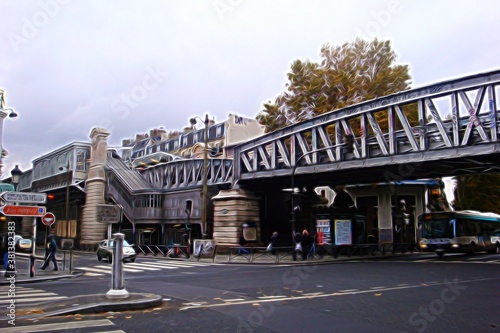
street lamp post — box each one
[0,90,19,277]
[290,147,338,244]
[189,114,210,239]
[0,89,18,179]
[3,165,22,278]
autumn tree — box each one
[453,174,500,214]
[257,38,413,132]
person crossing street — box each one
[41,234,58,271]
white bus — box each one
[418,210,500,257]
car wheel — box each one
[97,254,102,262]
[107,254,113,263]
[129,258,136,263]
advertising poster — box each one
[334,219,352,245]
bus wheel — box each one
[436,252,444,258]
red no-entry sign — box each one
[41,212,56,226]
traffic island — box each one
[14,293,163,319]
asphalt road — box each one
[2,252,499,333]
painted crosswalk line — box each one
[1,319,124,333]
[0,286,66,304]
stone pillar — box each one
[80,128,110,247]
[212,189,260,245]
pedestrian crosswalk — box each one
[77,260,215,276]
[0,286,67,305]
[1,319,124,333]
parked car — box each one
[96,239,137,263]
[14,235,32,253]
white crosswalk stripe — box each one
[123,263,162,270]
[0,286,66,304]
[1,319,124,333]
[77,260,215,276]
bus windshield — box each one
[422,218,455,238]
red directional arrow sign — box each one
[1,205,46,216]
[41,212,56,226]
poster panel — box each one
[334,219,352,245]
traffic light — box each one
[46,193,55,211]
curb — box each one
[1,270,84,285]
[11,293,163,320]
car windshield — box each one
[108,240,132,247]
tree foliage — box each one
[257,38,412,132]
[453,174,500,214]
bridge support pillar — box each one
[212,189,261,246]
[80,127,110,248]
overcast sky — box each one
[1,0,499,198]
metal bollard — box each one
[69,250,73,273]
[106,233,129,298]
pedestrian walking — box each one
[237,234,250,255]
[292,232,302,261]
[41,234,58,271]
[270,231,278,255]
[301,229,313,260]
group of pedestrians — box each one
[236,228,324,261]
[292,229,323,261]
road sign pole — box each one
[29,217,37,278]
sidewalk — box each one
[187,244,424,265]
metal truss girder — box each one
[233,69,500,183]
[138,159,233,190]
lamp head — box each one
[10,164,22,184]
[8,109,18,118]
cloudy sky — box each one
[1,0,499,198]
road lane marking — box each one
[180,277,499,310]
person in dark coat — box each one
[270,231,278,255]
[301,229,313,260]
[41,234,58,271]
[237,234,249,255]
